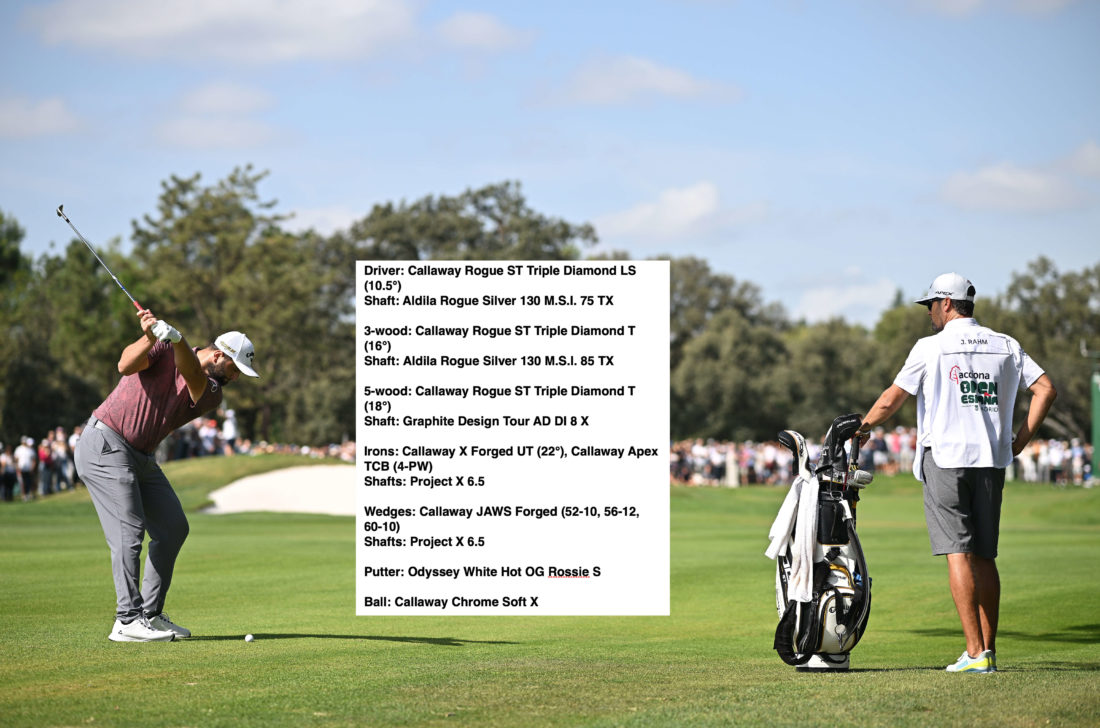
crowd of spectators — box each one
[671,427,1093,487]
[1,425,81,502]
[5,413,1090,504]
[1014,436,1092,485]
[1,408,355,504]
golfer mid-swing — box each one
[75,308,259,642]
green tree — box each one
[129,167,353,444]
[0,211,33,443]
[585,250,633,261]
[39,239,142,396]
[227,227,354,444]
[781,319,885,436]
[130,166,282,337]
[669,256,786,371]
[337,181,597,262]
[671,309,791,441]
[869,301,933,427]
[982,257,1100,440]
[1,250,102,444]
[0,209,29,287]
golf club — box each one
[56,204,142,310]
[777,429,811,479]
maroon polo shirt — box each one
[93,341,223,454]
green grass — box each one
[1,459,1097,727]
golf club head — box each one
[777,429,811,478]
[820,413,862,471]
[848,469,873,488]
[56,204,65,219]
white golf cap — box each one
[214,331,260,378]
[915,272,975,305]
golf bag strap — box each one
[775,560,832,665]
[773,602,813,666]
[794,562,831,656]
[843,519,871,636]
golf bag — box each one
[767,413,872,671]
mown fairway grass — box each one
[1,457,1097,727]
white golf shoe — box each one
[945,649,995,673]
[147,613,191,638]
[108,616,176,642]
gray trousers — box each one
[74,417,189,622]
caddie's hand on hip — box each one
[151,319,182,343]
[1011,430,1028,458]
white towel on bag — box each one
[765,473,819,603]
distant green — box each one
[1,457,1096,727]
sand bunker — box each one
[205,464,355,516]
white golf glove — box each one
[151,320,182,343]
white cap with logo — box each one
[214,331,260,378]
[915,272,976,305]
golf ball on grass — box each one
[245,634,254,642]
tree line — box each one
[1,167,1095,447]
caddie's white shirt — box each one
[893,317,1044,480]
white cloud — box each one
[436,12,534,53]
[283,205,361,235]
[1069,140,1100,178]
[0,96,81,137]
[180,82,274,115]
[155,117,279,149]
[559,56,740,106]
[596,182,721,240]
[153,81,279,149]
[25,0,417,63]
[941,162,1082,212]
[794,278,899,326]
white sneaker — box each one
[945,649,994,673]
[147,613,191,638]
[108,616,176,642]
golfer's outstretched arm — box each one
[1012,374,1057,456]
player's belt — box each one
[90,416,124,441]
[89,416,154,456]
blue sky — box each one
[2,0,1097,326]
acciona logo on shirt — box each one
[949,365,998,409]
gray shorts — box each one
[921,450,1005,559]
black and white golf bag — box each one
[767,413,872,671]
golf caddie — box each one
[75,307,259,642]
[857,273,1056,673]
